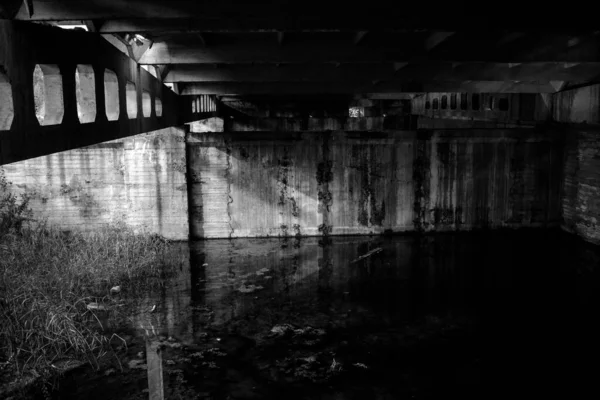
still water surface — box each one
[57,230,600,399]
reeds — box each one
[1,225,175,374]
[0,170,179,390]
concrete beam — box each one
[164,64,397,82]
[0,20,207,165]
[181,81,559,95]
[162,62,600,83]
[12,2,599,30]
[138,35,600,64]
[93,19,600,35]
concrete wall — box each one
[1,127,188,240]
[562,129,600,245]
[188,128,562,239]
[553,84,600,124]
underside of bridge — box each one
[3,4,600,399]
[0,0,599,244]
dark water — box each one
[56,229,600,399]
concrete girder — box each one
[180,81,560,96]
[162,62,600,83]
[11,1,600,31]
[138,34,600,64]
[0,20,211,165]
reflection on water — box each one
[57,230,600,399]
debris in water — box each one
[128,359,146,370]
[269,324,326,339]
[350,247,383,264]
[329,358,342,373]
[51,359,84,371]
[270,324,295,336]
[86,302,106,311]
[236,283,264,293]
[255,267,270,276]
[353,363,369,369]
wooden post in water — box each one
[146,340,164,400]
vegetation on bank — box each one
[0,170,180,395]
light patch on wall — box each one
[0,68,14,130]
[142,90,152,117]
[349,107,364,118]
[141,64,157,79]
[55,23,88,31]
[155,97,163,117]
[104,69,120,121]
[33,64,64,126]
[75,65,96,123]
[164,82,176,93]
[126,81,137,119]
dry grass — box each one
[0,170,182,393]
[0,224,177,373]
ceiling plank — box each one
[22,0,33,18]
[12,2,598,31]
[164,64,397,82]
[162,62,600,83]
[139,37,600,64]
[180,81,559,95]
[95,19,600,35]
[425,31,455,51]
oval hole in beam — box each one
[155,97,163,117]
[104,69,120,121]
[75,64,96,123]
[33,64,64,126]
[125,81,137,119]
[0,67,14,131]
[142,90,151,117]
[471,93,480,111]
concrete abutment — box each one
[1,118,574,242]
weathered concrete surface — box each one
[553,84,600,124]
[417,130,562,232]
[1,127,188,240]
[188,128,561,239]
[412,93,552,123]
[562,129,600,245]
